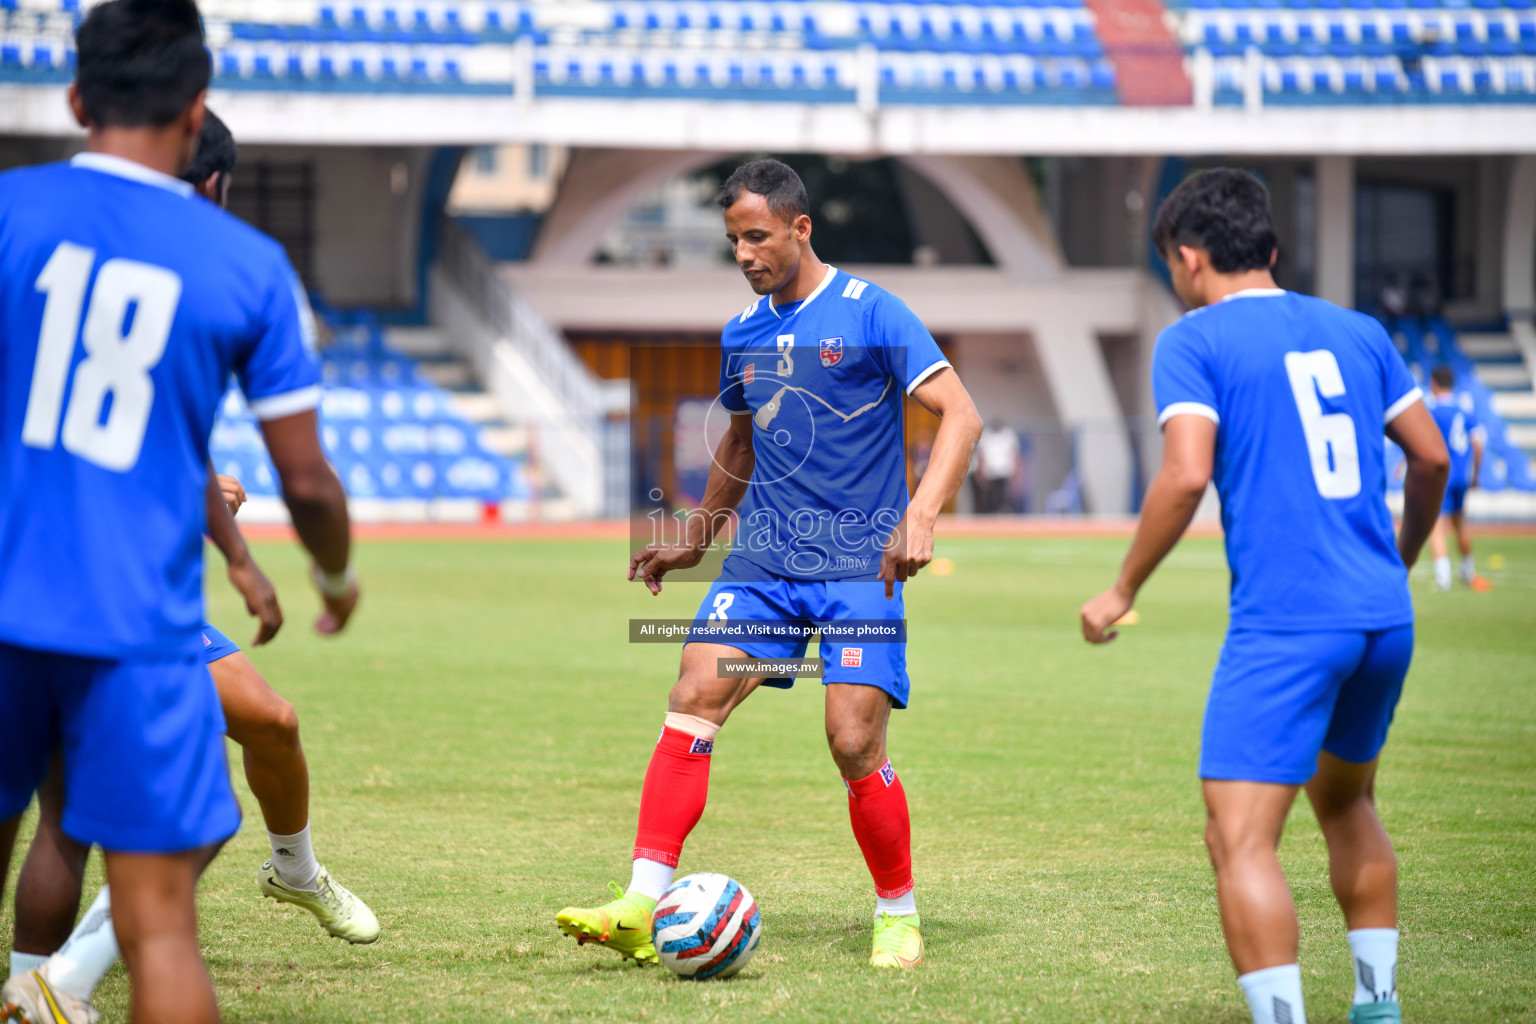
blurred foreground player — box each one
[1424,365,1491,592]
[5,110,376,1024]
[0,2,358,1021]
[1081,170,1449,1024]
[556,159,982,969]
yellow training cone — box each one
[930,557,954,576]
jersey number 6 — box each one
[22,241,182,473]
[1283,349,1361,500]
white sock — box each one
[1433,556,1452,588]
[1348,928,1399,1005]
[627,858,675,902]
[875,889,917,918]
[269,824,321,892]
[9,952,47,977]
[1459,555,1475,584]
[1238,963,1307,1024]
[46,886,118,1001]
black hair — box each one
[715,158,810,221]
[179,108,235,188]
[1431,364,1455,389]
[1151,168,1278,274]
[75,0,210,128]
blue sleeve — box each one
[868,291,948,394]
[1151,323,1220,427]
[236,260,323,422]
[717,334,749,414]
[1374,321,1421,424]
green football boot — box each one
[1349,1003,1403,1024]
[870,911,924,968]
[556,882,659,964]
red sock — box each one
[845,760,914,898]
[632,725,714,867]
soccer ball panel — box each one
[650,872,762,979]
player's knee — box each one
[668,667,732,719]
[1203,811,1268,868]
[824,724,882,777]
[245,694,301,752]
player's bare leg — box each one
[104,848,219,1024]
[825,683,922,967]
[557,643,764,963]
[213,652,379,944]
[1449,511,1488,590]
[12,758,89,960]
[1202,780,1302,973]
[1429,516,1453,590]
[1306,753,1402,1015]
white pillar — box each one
[1316,155,1355,309]
[1031,325,1132,515]
[1502,155,1536,317]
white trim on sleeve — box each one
[1158,402,1220,427]
[1384,387,1423,425]
[905,359,951,395]
[248,385,323,421]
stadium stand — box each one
[209,313,534,521]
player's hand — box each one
[227,554,283,646]
[217,474,247,517]
[628,542,705,596]
[311,564,360,635]
[878,512,935,600]
[1080,585,1134,644]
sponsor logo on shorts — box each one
[879,760,896,787]
[743,363,755,384]
[202,633,212,646]
[842,647,863,668]
[690,737,715,755]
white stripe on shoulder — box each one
[842,278,871,300]
[1384,386,1423,425]
[905,359,951,395]
[248,385,323,421]
[1158,402,1220,427]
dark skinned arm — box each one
[1081,414,1217,643]
[204,462,283,645]
[628,412,754,595]
[259,409,357,634]
[1386,400,1450,568]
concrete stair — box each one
[385,327,527,459]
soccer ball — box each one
[650,872,762,979]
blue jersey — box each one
[718,267,949,580]
[1152,289,1421,632]
[1427,392,1479,487]
[0,154,321,659]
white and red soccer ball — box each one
[650,872,762,979]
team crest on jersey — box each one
[841,647,862,668]
[743,363,755,385]
[820,337,844,368]
[690,737,715,755]
[878,761,896,787]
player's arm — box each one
[204,463,283,645]
[1081,414,1216,643]
[1386,400,1450,568]
[1470,424,1485,488]
[629,412,754,595]
[880,367,982,599]
[261,410,358,633]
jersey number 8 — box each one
[22,241,182,473]
[1283,349,1361,500]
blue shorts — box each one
[1441,482,1468,515]
[0,643,241,853]
[201,623,241,664]
[686,555,910,708]
[1201,625,1415,785]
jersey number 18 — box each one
[22,241,182,473]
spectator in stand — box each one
[1378,273,1409,332]
[972,420,1020,514]
[1411,272,1441,328]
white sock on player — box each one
[9,951,47,977]
[1348,928,1399,1005]
[268,823,321,892]
[1433,556,1452,589]
[1238,963,1307,1024]
[875,889,917,918]
[628,858,675,901]
[1459,555,1475,584]
[46,885,118,1001]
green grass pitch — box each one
[5,534,1533,1022]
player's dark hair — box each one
[75,0,210,128]
[715,158,809,222]
[1151,168,1278,274]
[1431,364,1455,389]
[179,109,236,188]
